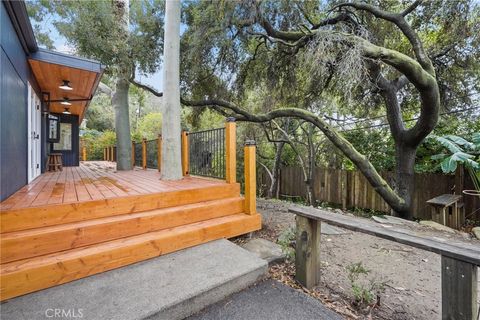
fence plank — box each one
[264,167,478,220]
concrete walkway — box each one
[188,279,343,320]
[0,240,266,320]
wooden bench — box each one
[289,206,479,320]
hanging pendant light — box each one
[60,97,72,106]
[59,80,73,91]
[62,107,71,114]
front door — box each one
[28,83,41,182]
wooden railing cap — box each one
[289,206,480,266]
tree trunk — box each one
[392,144,416,219]
[268,141,284,198]
[161,0,182,180]
[112,77,132,170]
[112,0,132,171]
[308,165,317,207]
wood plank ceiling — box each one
[28,59,99,121]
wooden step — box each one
[1,197,245,263]
[0,213,261,301]
[1,183,241,233]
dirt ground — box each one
[250,198,480,320]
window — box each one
[47,114,60,142]
[53,123,72,151]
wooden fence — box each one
[259,166,480,221]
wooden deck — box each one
[0,161,261,300]
[0,161,224,210]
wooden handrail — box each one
[225,118,236,183]
[244,140,256,215]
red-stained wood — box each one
[0,160,262,301]
[0,213,261,301]
[1,197,245,263]
[0,162,241,233]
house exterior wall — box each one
[1,2,28,201]
[50,114,80,167]
[1,2,44,201]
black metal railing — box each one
[146,139,158,169]
[188,127,225,179]
[134,142,142,167]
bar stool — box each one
[47,153,63,172]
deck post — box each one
[103,148,106,161]
[244,140,256,215]
[142,138,147,170]
[441,255,477,320]
[225,118,236,183]
[181,131,189,176]
[111,146,115,162]
[132,141,136,168]
[157,134,162,172]
[295,215,321,289]
[82,146,87,161]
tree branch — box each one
[401,0,422,17]
[182,98,406,211]
[97,82,113,97]
[332,2,433,74]
[129,77,163,97]
[257,12,352,42]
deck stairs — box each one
[0,182,261,301]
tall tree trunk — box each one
[161,0,182,180]
[392,144,416,219]
[113,77,132,170]
[112,0,132,171]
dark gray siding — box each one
[1,2,28,201]
[50,114,80,167]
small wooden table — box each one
[47,153,63,172]
[426,194,462,228]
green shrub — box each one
[277,227,296,261]
[346,262,386,307]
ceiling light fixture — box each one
[62,107,71,115]
[59,80,73,91]
[60,97,72,106]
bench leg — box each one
[441,255,478,320]
[295,215,321,289]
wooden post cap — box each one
[245,140,256,146]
